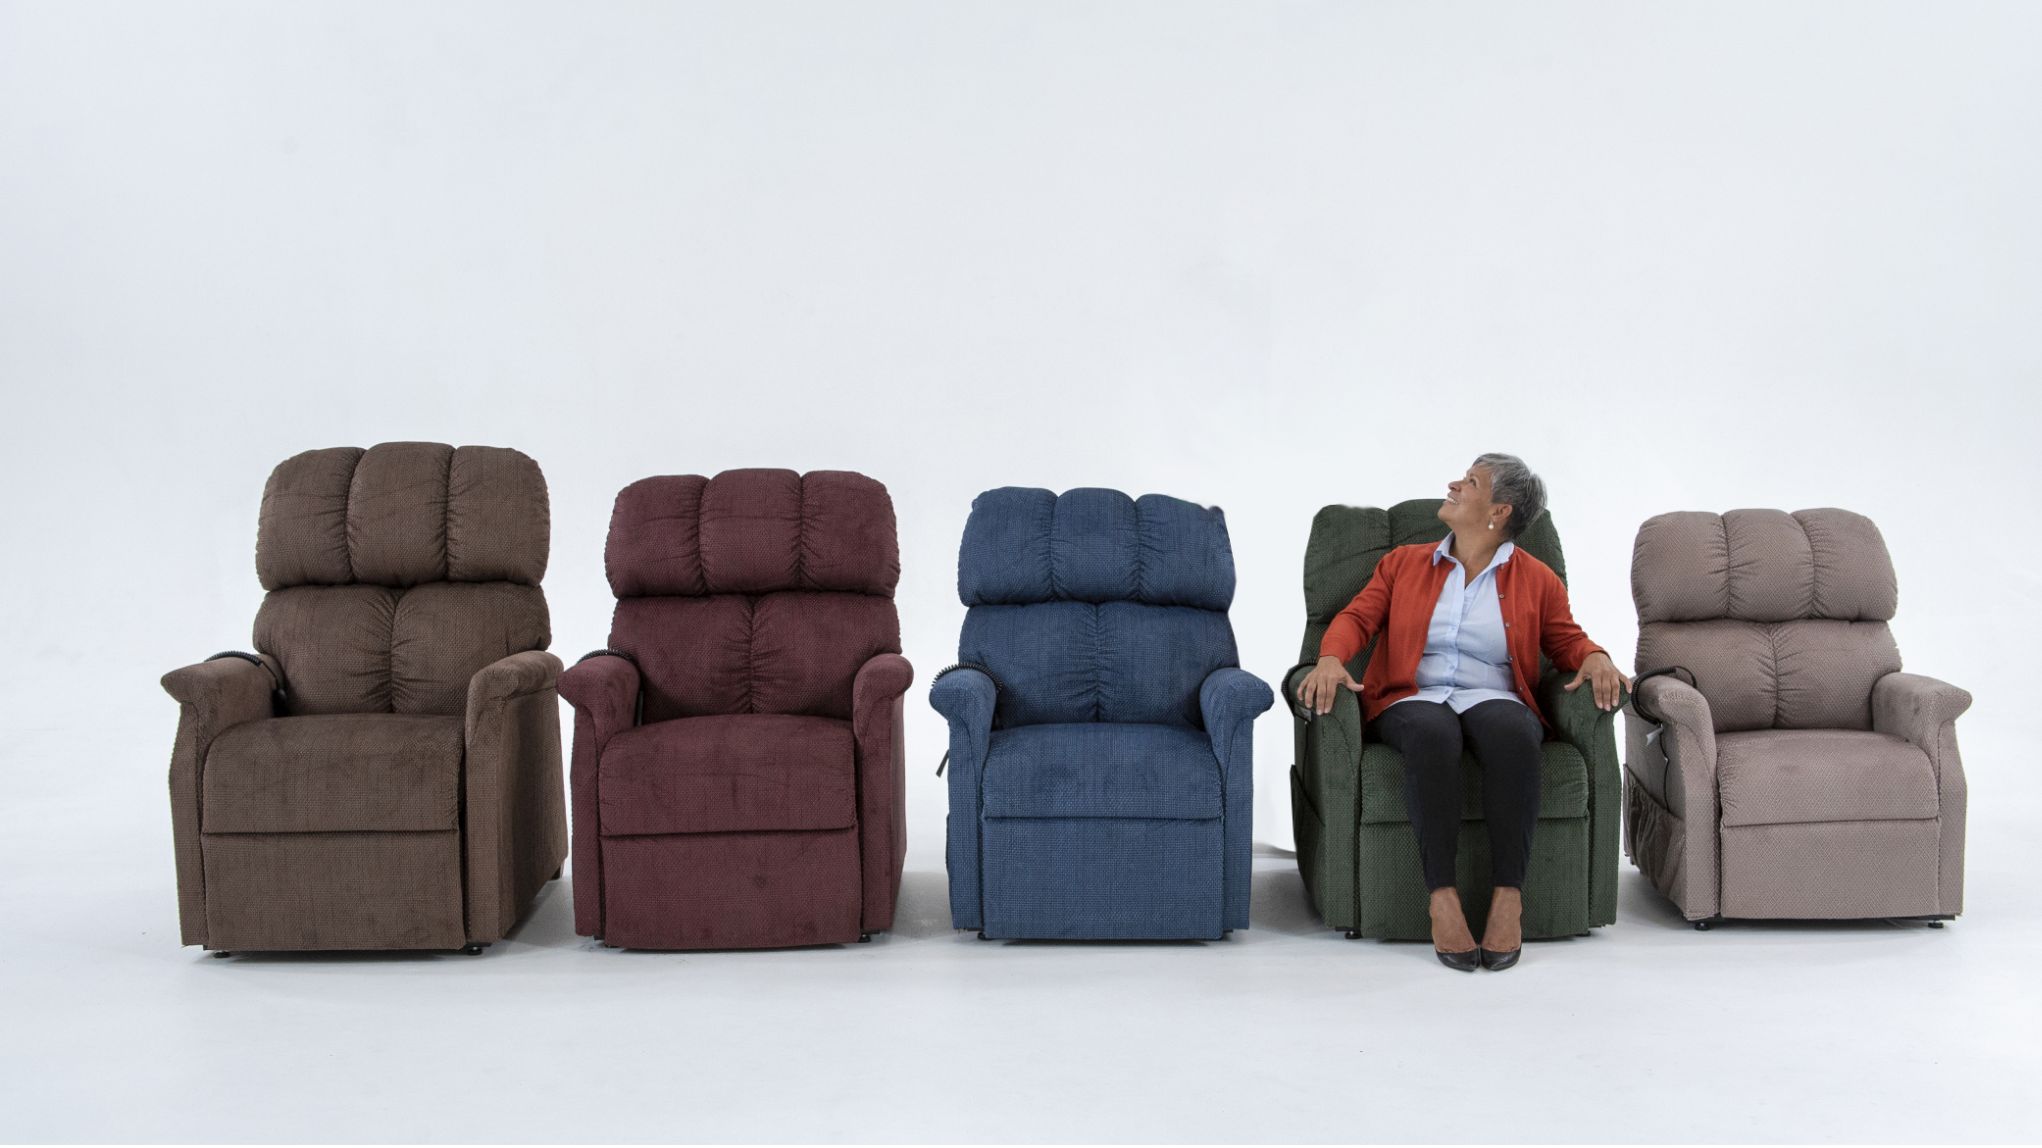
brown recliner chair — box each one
[162,442,568,954]
[1624,508,1969,927]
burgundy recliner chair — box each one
[559,469,912,949]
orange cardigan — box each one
[1318,542,1606,727]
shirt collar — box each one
[1433,533,1517,568]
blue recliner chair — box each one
[933,487,1273,940]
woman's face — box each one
[1438,462,1507,537]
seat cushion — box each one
[202,714,464,834]
[981,722,1221,820]
[1359,740,1588,825]
[599,714,855,835]
[1716,729,1938,827]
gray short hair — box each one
[1474,452,1546,539]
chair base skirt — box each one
[1293,764,1602,942]
[1720,819,1944,920]
[596,827,862,949]
[978,816,1226,940]
[1350,818,1591,941]
[199,830,466,951]
[1625,773,1952,921]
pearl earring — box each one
[1488,522,1496,530]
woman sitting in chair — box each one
[1294,453,1629,972]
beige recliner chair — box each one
[1623,509,1969,927]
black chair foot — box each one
[550,866,562,881]
[1344,929,1363,940]
[1928,920,1945,929]
[1693,920,1712,931]
[460,942,488,955]
[976,931,991,941]
[210,950,233,959]
[858,933,872,943]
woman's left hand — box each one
[1563,651,1633,712]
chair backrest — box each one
[603,469,901,723]
[1632,509,1900,733]
[253,442,551,716]
[956,487,1239,730]
[1299,499,1566,681]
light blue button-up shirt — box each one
[1391,533,1524,714]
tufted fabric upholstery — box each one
[162,443,567,952]
[1285,498,1621,941]
[961,601,1238,729]
[1631,509,1895,624]
[938,487,1272,940]
[958,488,1240,730]
[563,469,913,950]
[257,442,549,589]
[605,469,900,598]
[959,487,1236,610]
[253,444,552,718]
[603,470,901,724]
[613,593,899,723]
[1633,509,1899,733]
[1622,507,1969,922]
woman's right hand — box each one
[1296,655,1363,716]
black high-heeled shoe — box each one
[1435,947,1480,972]
[1479,946,1521,971]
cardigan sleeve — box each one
[1319,551,1398,664]
[1538,567,1606,673]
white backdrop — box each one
[3,2,2040,1141]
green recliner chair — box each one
[1283,500,1624,940]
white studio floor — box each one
[5,717,2038,1145]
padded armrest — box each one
[1630,675,1714,746]
[559,651,642,746]
[932,664,999,930]
[1280,661,1318,722]
[1200,667,1273,764]
[468,649,559,707]
[851,652,914,933]
[1872,670,1970,916]
[1201,665,1270,932]
[1623,671,1722,922]
[1283,659,1365,736]
[1626,672,1718,820]
[163,651,280,948]
[930,666,997,745]
[1537,668,1628,752]
[462,649,567,943]
[853,652,915,714]
[1287,658,1363,730]
[162,653,278,732]
[562,651,638,939]
[1873,672,1973,757]
[1280,657,1363,932]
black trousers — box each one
[1368,699,1544,892]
